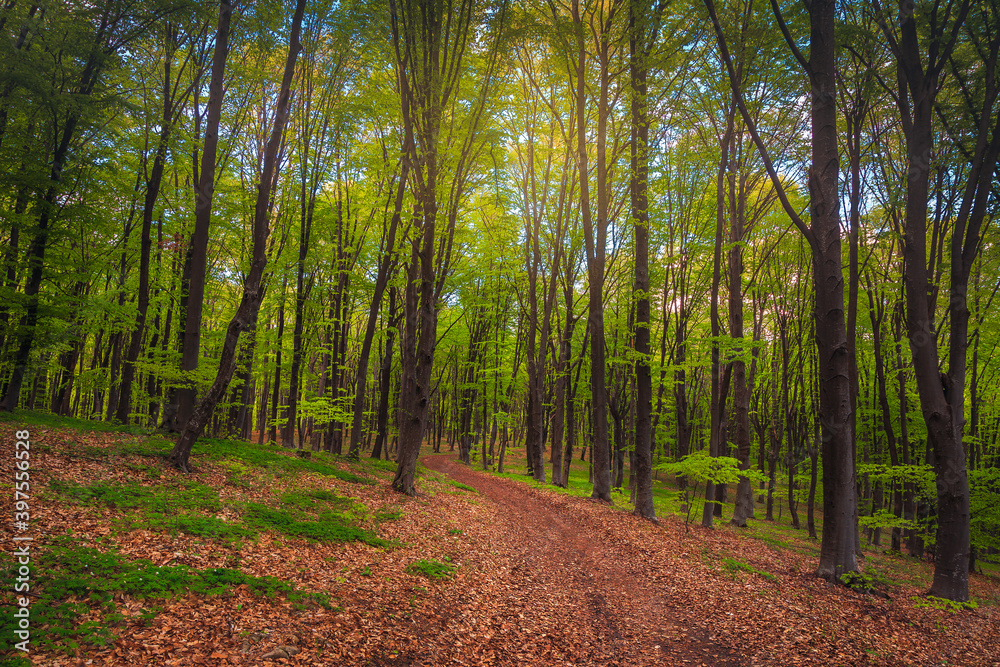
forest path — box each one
[422,454,746,667]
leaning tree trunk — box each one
[349,149,409,458]
[170,0,305,471]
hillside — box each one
[2,419,999,665]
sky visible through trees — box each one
[1,0,999,606]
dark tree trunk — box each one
[729,169,751,527]
[270,275,287,445]
[283,211,316,449]
[886,0,985,601]
[568,0,611,501]
[349,150,408,458]
[703,104,733,529]
[628,0,660,521]
[173,0,232,430]
[389,0,493,495]
[705,0,858,579]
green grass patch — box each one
[0,409,153,435]
[375,509,403,522]
[113,437,174,458]
[48,478,251,542]
[244,503,388,547]
[0,540,329,656]
[912,595,979,612]
[405,559,456,580]
[48,478,222,513]
[359,458,398,472]
[721,557,776,581]
[446,480,478,493]
[195,438,375,484]
[139,514,252,541]
[278,488,354,512]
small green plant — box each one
[447,528,463,536]
[657,452,768,531]
[405,559,456,580]
[218,459,253,488]
[840,570,891,598]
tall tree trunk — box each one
[629,0,659,521]
[349,150,409,458]
[570,0,611,501]
[887,0,983,600]
[388,0,491,495]
[729,162,751,527]
[705,0,858,579]
[808,0,857,579]
[117,51,179,424]
[703,104,733,528]
[270,275,287,445]
[173,0,232,430]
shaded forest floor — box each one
[1,416,998,666]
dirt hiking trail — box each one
[421,455,745,667]
[417,454,996,667]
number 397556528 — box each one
[15,429,30,502]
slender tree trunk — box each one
[703,105,733,528]
[570,0,611,501]
[371,287,397,460]
[270,275,287,445]
[729,171,751,527]
[117,30,187,424]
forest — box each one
[0,0,998,628]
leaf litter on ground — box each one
[0,426,997,666]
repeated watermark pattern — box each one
[12,429,32,653]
